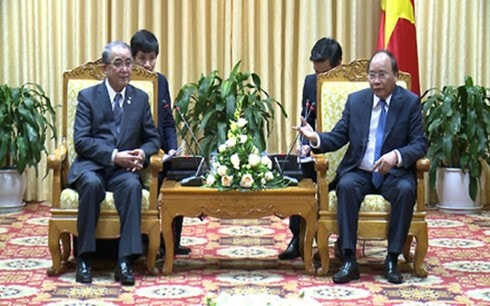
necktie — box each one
[113,93,123,133]
[372,99,387,188]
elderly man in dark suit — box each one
[296,50,427,284]
[68,41,160,286]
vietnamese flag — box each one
[377,0,420,95]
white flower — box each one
[221,175,233,187]
[225,137,237,148]
[239,134,248,144]
[261,155,273,169]
[248,153,261,167]
[206,174,216,186]
[217,165,228,176]
[231,153,240,169]
[240,174,254,188]
[265,171,274,181]
[236,118,248,128]
[218,144,227,153]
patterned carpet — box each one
[0,202,489,305]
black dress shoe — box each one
[75,260,92,284]
[278,236,300,260]
[157,244,192,258]
[332,261,360,284]
[175,245,191,255]
[385,259,403,284]
[114,261,135,286]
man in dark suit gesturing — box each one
[68,41,160,286]
[296,50,427,284]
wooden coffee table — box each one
[159,179,318,275]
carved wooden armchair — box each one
[314,59,430,277]
[47,59,162,276]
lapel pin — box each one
[128,96,132,105]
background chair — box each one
[47,59,162,276]
[314,59,429,277]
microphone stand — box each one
[277,100,315,186]
[174,105,207,186]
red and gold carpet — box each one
[0,202,489,305]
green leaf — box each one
[422,76,490,199]
[0,83,56,174]
[173,61,287,158]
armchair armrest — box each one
[415,158,430,212]
[47,138,68,208]
[147,149,164,210]
[313,154,330,211]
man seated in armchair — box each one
[296,50,427,284]
[68,41,160,285]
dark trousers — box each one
[75,168,143,259]
[336,168,416,253]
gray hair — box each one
[101,41,131,64]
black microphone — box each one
[174,105,205,157]
[281,100,316,175]
[299,100,316,146]
[162,99,172,114]
[174,105,206,186]
[273,100,316,186]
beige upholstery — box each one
[47,59,162,276]
[314,59,429,277]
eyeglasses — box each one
[368,71,392,81]
[111,58,132,69]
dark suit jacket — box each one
[157,72,178,153]
[68,82,160,185]
[315,85,427,179]
[301,74,317,131]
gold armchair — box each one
[314,59,429,277]
[47,59,162,276]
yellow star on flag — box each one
[381,0,416,48]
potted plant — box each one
[0,82,56,211]
[174,61,287,159]
[422,76,490,213]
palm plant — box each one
[422,76,490,200]
[0,82,57,174]
[174,61,287,159]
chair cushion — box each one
[328,191,391,212]
[59,188,151,210]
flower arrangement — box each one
[205,104,287,191]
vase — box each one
[0,169,26,213]
[436,167,482,214]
